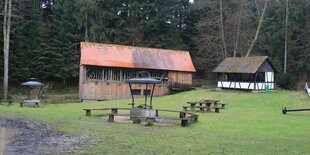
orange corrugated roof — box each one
[80,42,196,72]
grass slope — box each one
[0,89,310,154]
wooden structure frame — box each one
[83,108,198,127]
[79,42,196,101]
[213,56,277,91]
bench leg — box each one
[199,107,204,112]
[206,103,211,112]
[145,117,155,126]
[215,108,220,113]
[191,106,195,112]
[133,119,141,124]
[181,119,189,127]
[108,114,114,122]
[221,104,225,109]
[179,112,186,118]
[156,109,159,117]
[111,108,118,114]
[282,107,287,114]
[86,110,91,116]
[20,102,24,107]
[194,116,198,121]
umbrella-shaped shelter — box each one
[21,79,44,107]
[126,71,162,121]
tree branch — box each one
[245,0,268,57]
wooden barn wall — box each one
[79,66,193,101]
[79,65,86,101]
[82,82,170,100]
[168,71,193,86]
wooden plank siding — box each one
[79,67,193,101]
[168,71,192,86]
[81,81,170,101]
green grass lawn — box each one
[1,88,310,154]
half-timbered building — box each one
[213,56,276,91]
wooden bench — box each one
[83,108,126,116]
[0,100,13,105]
[282,107,310,114]
[108,110,198,127]
[156,111,198,127]
[183,105,220,113]
[179,113,198,127]
[85,107,199,127]
[20,100,41,107]
[107,113,156,126]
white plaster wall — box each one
[218,81,274,90]
[265,72,274,82]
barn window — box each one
[86,67,103,80]
[86,66,168,84]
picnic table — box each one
[184,100,221,113]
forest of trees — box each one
[0,0,309,90]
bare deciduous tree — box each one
[219,0,227,58]
[245,0,268,57]
[3,0,12,99]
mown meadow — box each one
[0,88,310,154]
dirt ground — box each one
[0,117,103,155]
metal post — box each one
[144,83,148,108]
[129,83,134,108]
[26,86,30,100]
[150,83,155,109]
[38,86,43,99]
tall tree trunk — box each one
[3,0,12,99]
[245,0,268,57]
[219,0,227,58]
[284,0,288,74]
[234,3,243,57]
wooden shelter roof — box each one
[80,42,196,72]
[213,56,276,73]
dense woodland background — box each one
[0,0,309,90]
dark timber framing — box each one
[213,56,277,91]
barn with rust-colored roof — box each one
[79,42,196,101]
[213,56,276,91]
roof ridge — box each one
[81,42,190,54]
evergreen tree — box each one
[44,0,81,83]
[10,0,45,81]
